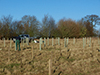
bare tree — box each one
[21,15,39,37]
[41,15,56,37]
[82,14,100,27]
[0,15,13,38]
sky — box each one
[0,0,100,29]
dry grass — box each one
[0,37,100,75]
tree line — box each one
[0,14,100,39]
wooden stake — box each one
[85,37,86,46]
[49,59,52,75]
[98,37,99,45]
[99,43,100,50]
[92,42,93,51]
[21,39,23,46]
[58,37,60,45]
[54,38,56,49]
[83,38,84,48]
[23,39,24,47]
[52,38,54,46]
[8,47,10,64]
[32,44,33,59]
[67,37,69,45]
[7,38,9,41]
[10,38,12,48]
[15,39,17,51]
[90,37,91,47]
[56,37,57,45]
[54,38,55,45]
[31,39,33,43]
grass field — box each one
[0,37,100,75]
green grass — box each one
[71,72,85,75]
[0,63,20,68]
[87,71,90,73]
[0,63,20,72]
[61,56,75,62]
[47,47,54,51]
[5,63,20,68]
[0,64,5,68]
[67,58,75,62]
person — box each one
[16,36,21,43]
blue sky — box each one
[0,0,100,29]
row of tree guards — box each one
[39,37,99,50]
[2,37,100,51]
[3,38,30,51]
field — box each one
[0,37,100,75]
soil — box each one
[0,37,100,75]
